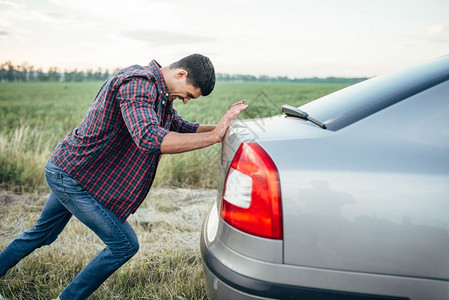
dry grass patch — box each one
[0,188,215,299]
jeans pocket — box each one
[45,167,61,179]
[45,170,71,204]
[61,174,85,193]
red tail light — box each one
[220,142,283,239]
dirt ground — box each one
[0,187,217,299]
[0,187,217,246]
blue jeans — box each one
[0,160,139,299]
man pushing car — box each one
[0,53,247,299]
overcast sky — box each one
[1,0,448,77]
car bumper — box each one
[201,235,410,300]
[200,204,449,300]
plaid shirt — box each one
[51,60,199,222]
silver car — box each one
[200,56,449,300]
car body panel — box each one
[202,206,449,300]
[275,80,449,280]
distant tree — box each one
[0,60,368,83]
[64,69,84,82]
[103,69,110,80]
[29,65,37,82]
[258,75,270,82]
[0,62,7,82]
[112,67,122,75]
[93,67,103,81]
[36,68,48,81]
[5,61,15,81]
[63,69,71,81]
[276,76,288,81]
[24,63,35,82]
[216,73,230,81]
[47,66,61,81]
[16,63,27,81]
[86,69,94,81]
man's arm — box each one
[119,79,170,155]
[196,125,216,133]
[160,100,247,154]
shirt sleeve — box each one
[169,107,199,133]
[118,78,169,154]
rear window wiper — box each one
[282,104,327,129]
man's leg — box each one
[0,191,72,277]
[44,164,139,300]
[58,204,138,300]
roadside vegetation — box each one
[0,80,350,299]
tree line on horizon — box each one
[0,61,368,84]
[0,61,117,82]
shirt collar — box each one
[147,60,170,101]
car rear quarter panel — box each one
[262,80,449,280]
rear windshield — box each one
[300,56,449,131]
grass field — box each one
[0,81,348,191]
[0,81,350,299]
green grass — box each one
[0,81,348,191]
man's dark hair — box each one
[170,54,216,96]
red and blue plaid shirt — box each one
[51,60,199,222]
